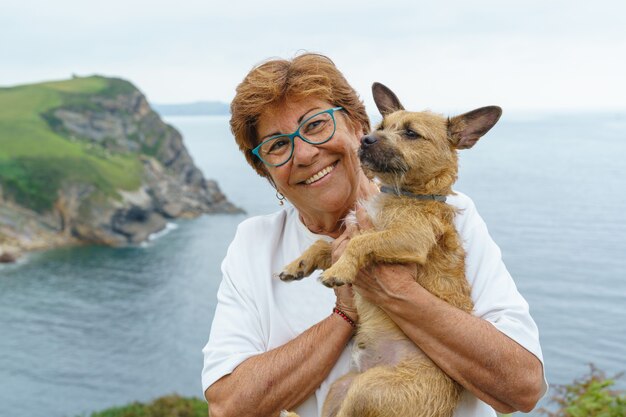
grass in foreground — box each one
[80,395,513,417]
[76,364,626,417]
[539,365,626,417]
[85,395,207,417]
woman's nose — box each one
[292,136,319,165]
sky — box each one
[2,0,626,113]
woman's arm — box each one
[206,313,351,417]
[205,285,357,417]
[354,264,544,414]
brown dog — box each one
[280,83,502,417]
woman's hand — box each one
[353,263,417,307]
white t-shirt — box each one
[202,191,546,417]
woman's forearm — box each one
[383,283,544,413]
[205,313,353,417]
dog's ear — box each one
[372,82,405,116]
[448,106,502,149]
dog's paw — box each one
[320,266,355,288]
[320,275,347,288]
[279,270,305,282]
[280,259,314,282]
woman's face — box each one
[257,97,366,224]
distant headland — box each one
[153,101,230,116]
[0,75,242,263]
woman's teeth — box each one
[304,164,335,185]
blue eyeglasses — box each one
[252,107,343,167]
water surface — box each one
[1,112,625,417]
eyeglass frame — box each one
[252,106,344,167]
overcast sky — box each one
[2,0,625,112]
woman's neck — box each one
[297,173,379,239]
[299,211,345,238]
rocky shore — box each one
[0,200,77,263]
[0,76,242,263]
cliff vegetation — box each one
[0,75,240,262]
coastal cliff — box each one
[0,76,241,262]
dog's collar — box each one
[379,186,447,202]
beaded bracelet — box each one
[333,307,357,329]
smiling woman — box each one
[201,52,545,417]
[255,98,374,237]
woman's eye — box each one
[304,119,325,134]
[268,138,289,153]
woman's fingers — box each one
[353,263,418,305]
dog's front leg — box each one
[320,227,436,287]
[280,239,333,281]
[320,230,385,287]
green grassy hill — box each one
[0,76,142,212]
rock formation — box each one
[0,77,242,263]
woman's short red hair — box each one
[230,53,370,178]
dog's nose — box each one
[361,135,378,147]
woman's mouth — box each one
[303,162,337,185]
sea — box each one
[1,111,625,417]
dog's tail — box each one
[280,411,300,417]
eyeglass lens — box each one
[259,110,336,166]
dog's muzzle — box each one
[358,134,408,174]
[358,134,379,168]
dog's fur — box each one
[280,83,502,417]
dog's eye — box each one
[405,129,420,139]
